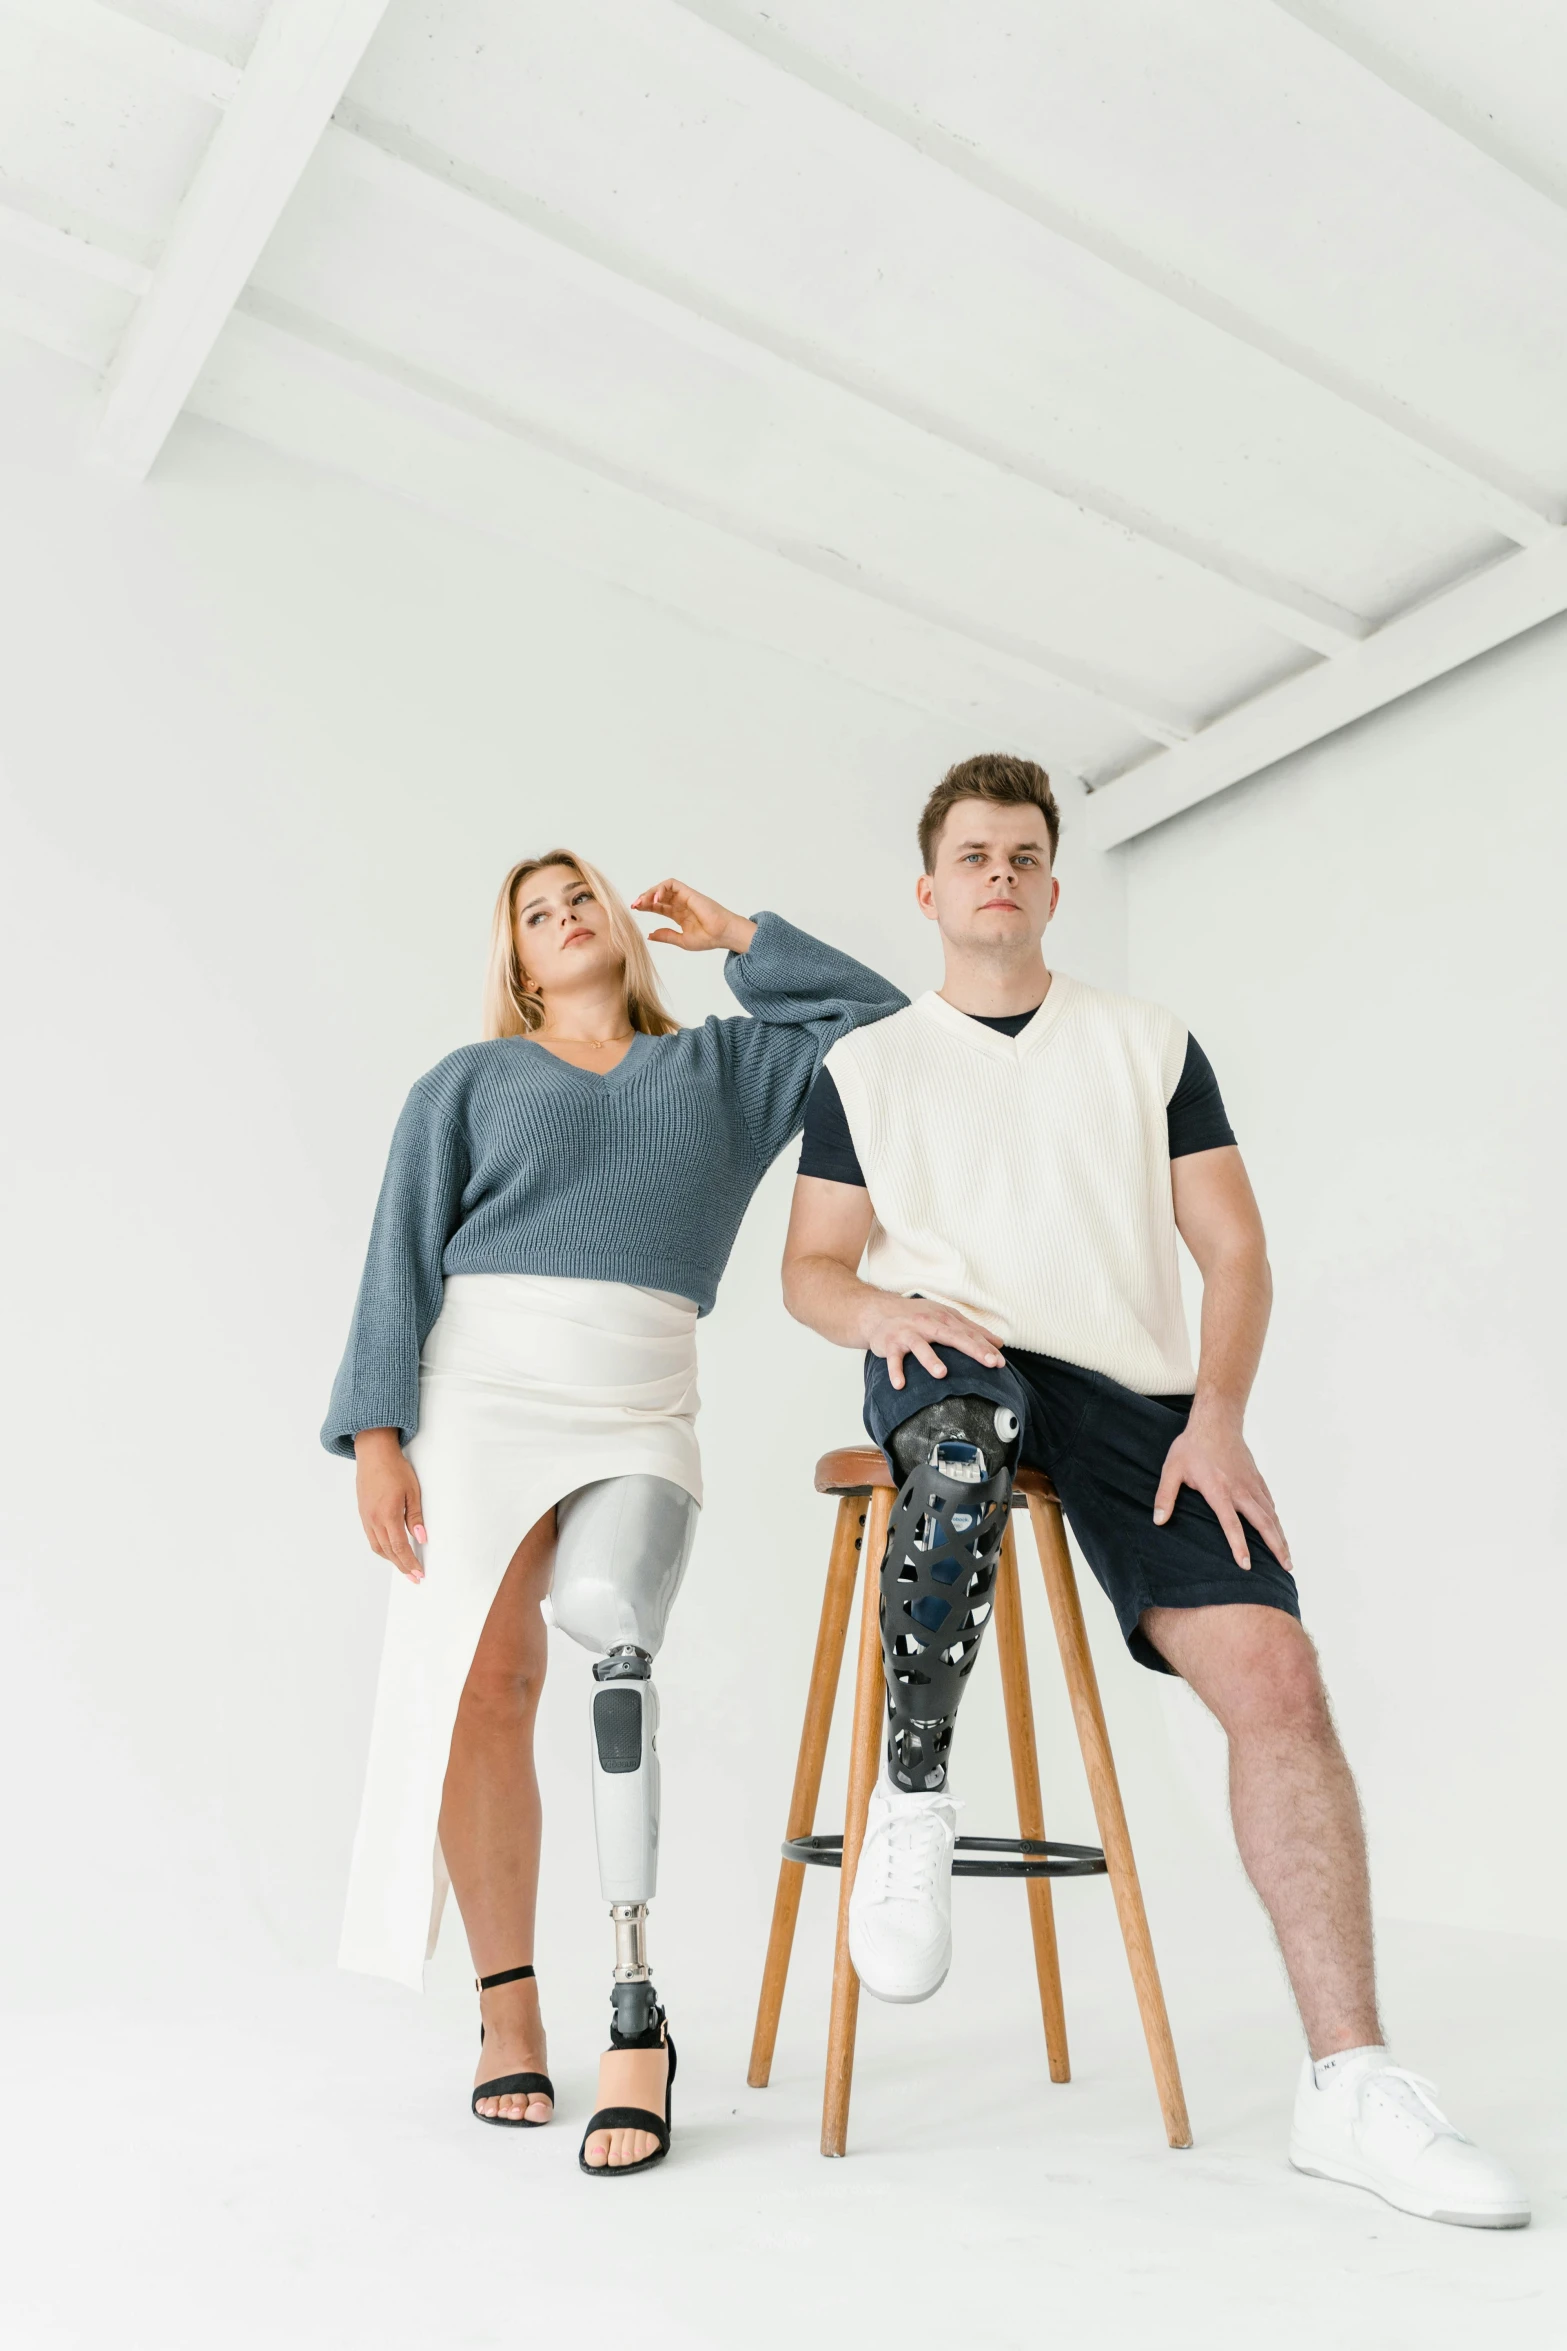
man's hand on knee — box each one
[864,1297,1007,1389]
[1153,1404,1292,1571]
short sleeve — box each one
[797,1066,868,1186]
[1166,1035,1236,1158]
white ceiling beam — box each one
[668,0,1562,547]
[230,287,1195,748]
[1,0,243,105]
[1265,0,1567,232]
[58,5,1555,566]
[0,288,115,368]
[90,0,391,480]
[334,111,1365,659]
[1082,531,1567,849]
[193,306,1104,755]
[0,187,153,294]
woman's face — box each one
[514,864,625,1000]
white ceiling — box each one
[4,0,1566,842]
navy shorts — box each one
[862,1343,1300,1675]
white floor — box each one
[3,1886,1561,2351]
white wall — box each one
[0,334,1151,2016]
[1124,614,1567,1942]
[26,292,1553,2032]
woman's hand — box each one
[632,879,756,956]
[354,1428,427,1582]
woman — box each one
[323,852,901,2174]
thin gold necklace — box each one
[537,1031,634,1047]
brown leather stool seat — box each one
[815,1444,1059,1506]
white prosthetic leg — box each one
[552,1474,698,2040]
[592,1652,661,2035]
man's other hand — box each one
[1153,1406,1293,1573]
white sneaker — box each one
[1290,2051,1529,2228]
[847,1774,959,2003]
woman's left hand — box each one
[633,879,756,956]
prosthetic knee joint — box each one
[880,1396,1020,1792]
[551,1475,698,2040]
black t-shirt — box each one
[798,1006,1235,1187]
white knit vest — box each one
[824,976,1196,1395]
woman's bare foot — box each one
[473,1973,552,2123]
[581,2044,669,2169]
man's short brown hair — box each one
[917,753,1061,873]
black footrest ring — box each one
[782,1832,1107,1880]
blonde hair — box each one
[482,849,679,1040]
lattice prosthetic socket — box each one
[551,1474,699,2043]
[880,1395,1021,1792]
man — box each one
[781,753,1526,2229]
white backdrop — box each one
[1,336,1177,2028]
[13,314,1551,2071]
[1125,612,1567,1944]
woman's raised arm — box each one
[716,909,907,1165]
[631,877,755,957]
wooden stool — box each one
[747,1446,1192,2158]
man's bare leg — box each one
[1142,1601,1381,2058]
[439,1509,556,2122]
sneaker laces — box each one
[1360,2067,1462,2143]
[865,1801,956,1904]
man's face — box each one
[916,798,1058,951]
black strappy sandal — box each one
[471,1964,554,2128]
[577,2010,676,2177]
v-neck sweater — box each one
[322,913,904,1456]
[822,976,1196,1395]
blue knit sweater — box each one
[321,913,904,1457]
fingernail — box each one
[412,1526,427,1543]
[1152,1509,1167,1524]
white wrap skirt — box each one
[338,1273,703,1990]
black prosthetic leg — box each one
[880,1396,1021,1791]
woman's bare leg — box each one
[438,1507,556,2122]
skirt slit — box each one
[338,1274,702,1990]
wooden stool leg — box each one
[748,1496,864,2088]
[1026,1494,1193,2151]
[821,1483,893,2158]
[993,1521,1071,2083]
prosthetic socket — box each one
[551,1474,699,2040]
[881,1396,1020,1792]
